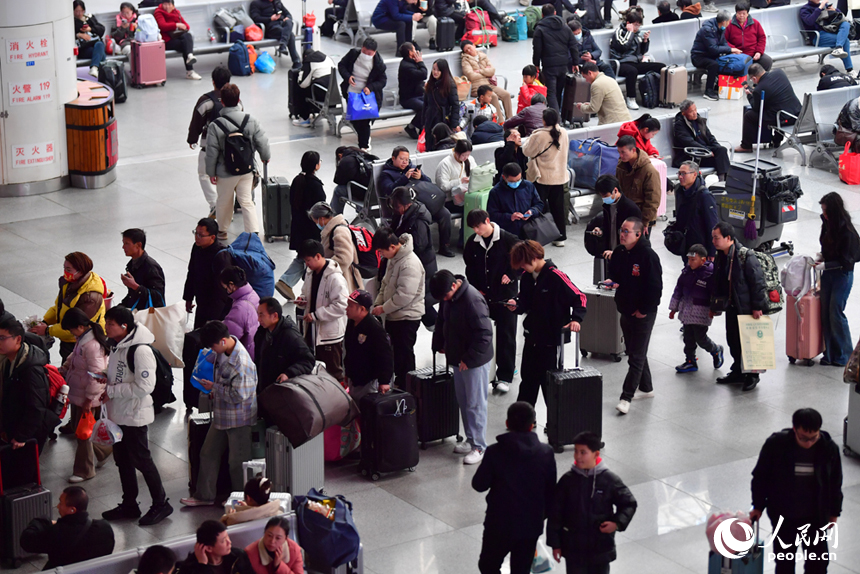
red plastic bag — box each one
[417,129,426,153]
[76,410,96,441]
[304,12,316,27]
[839,143,860,185]
[245,24,263,42]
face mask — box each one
[316,223,324,230]
[64,271,77,282]
[602,196,615,205]
[508,179,522,189]
[358,52,373,62]
[574,33,582,41]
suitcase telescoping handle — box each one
[557,329,582,371]
[0,438,41,495]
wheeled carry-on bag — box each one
[266,427,325,495]
[580,286,624,361]
[546,332,603,453]
[129,40,167,88]
[844,383,860,457]
[436,17,456,51]
[404,354,461,448]
[359,390,420,480]
[262,163,291,243]
[0,440,52,568]
[561,73,590,126]
[785,290,823,366]
[659,65,687,107]
[707,521,764,573]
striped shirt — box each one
[211,337,258,430]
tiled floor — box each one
[2,2,860,572]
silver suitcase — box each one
[844,384,860,457]
[580,287,625,362]
[266,427,325,496]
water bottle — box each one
[54,384,69,415]
[208,28,216,42]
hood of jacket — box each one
[3,342,48,375]
[393,233,416,262]
[682,2,701,16]
[228,283,258,304]
[474,121,503,135]
[570,458,609,479]
[114,322,155,350]
[495,430,547,457]
[400,201,432,230]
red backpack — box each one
[45,364,69,419]
[330,224,380,279]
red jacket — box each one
[724,16,766,57]
[154,6,190,35]
[617,121,660,157]
[517,81,548,114]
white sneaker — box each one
[616,399,630,414]
[702,2,718,12]
[494,381,510,394]
[464,449,484,465]
[186,53,197,66]
[633,390,655,400]
[292,119,312,127]
[831,48,849,59]
[552,240,565,247]
[89,66,99,77]
[453,442,472,455]
[186,70,202,80]
[626,98,640,110]
[68,475,88,483]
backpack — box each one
[637,71,660,109]
[134,14,159,42]
[205,92,224,125]
[524,6,541,37]
[578,0,604,30]
[214,115,255,175]
[717,54,753,76]
[228,232,276,298]
[739,247,783,315]
[45,364,69,419]
[228,41,252,76]
[127,344,177,410]
[330,224,380,279]
[98,61,127,104]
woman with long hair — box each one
[423,59,461,152]
[220,266,261,357]
[817,192,860,366]
[522,108,570,246]
[618,113,662,157]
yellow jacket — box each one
[43,271,107,344]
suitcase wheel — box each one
[371,472,380,481]
[612,354,622,363]
[420,442,428,450]
[408,467,416,472]
[581,349,588,357]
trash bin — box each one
[65,79,118,189]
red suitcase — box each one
[786,290,823,366]
[130,40,166,88]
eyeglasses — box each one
[795,429,820,444]
[192,230,212,238]
[678,171,694,177]
[0,334,17,342]
[620,229,636,235]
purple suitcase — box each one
[130,40,167,88]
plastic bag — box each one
[245,24,263,42]
[840,143,860,185]
[76,410,96,441]
[192,349,215,394]
[417,129,426,153]
[304,12,317,27]
[255,51,276,74]
[531,540,554,572]
[91,408,123,446]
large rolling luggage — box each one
[0,441,52,568]
[785,291,823,366]
[546,333,603,453]
[659,65,687,107]
[262,163,291,243]
[187,410,232,499]
[463,188,491,242]
[266,427,325,494]
[580,286,624,361]
[359,390,420,480]
[129,40,166,88]
[844,383,860,457]
[436,17,456,51]
[561,73,590,126]
[404,354,461,448]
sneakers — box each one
[67,475,88,483]
[702,2,718,12]
[552,240,565,247]
[208,207,217,219]
[626,98,640,110]
[716,371,745,385]
[703,91,719,101]
[404,124,420,140]
[292,118,312,127]
[429,38,437,51]
[276,280,295,301]
[616,400,630,415]
[186,53,197,66]
[187,70,202,80]
[463,449,484,465]
[180,497,214,507]
[633,390,655,400]
[453,442,472,455]
[675,359,698,373]
[89,66,99,77]
[712,345,724,369]
[742,375,759,392]
[831,48,849,59]
[139,500,174,526]
[438,245,455,257]
[96,455,111,469]
[493,380,510,394]
[102,503,142,521]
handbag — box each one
[294,489,361,568]
[663,222,687,256]
[839,143,860,185]
[454,76,472,100]
[91,408,123,446]
[522,212,561,245]
[568,138,619,188]
[817,10,846,33]
[417,128,427,152]
[346,92,379,121]
[844,340,860,383]
[76,410,96,441]
[468,161,497,193]
[133,302,187,368]
[408,180,447,216]
[717,54,753,76]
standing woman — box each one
[276,151,326,301]
[310,201,364,292]
[522,108,570,247]
[423,59,461,152]
[59,308,112,483]
[816,192,860,366]
[220,267,261,358]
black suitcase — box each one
[262,164,291,243]
[0,441,52,568]
[98,60,127,104]
[187,411,233,500]
[546,333,603,453]
[726,159,782,195]
[358,390,420,480]
[561,73,590,126]
[404,354,461,448]
[183,329,204,411]
[436,17,456,51]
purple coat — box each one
[224,283,261,358]
[669,261,714,326]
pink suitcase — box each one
[130,40,166,88]
[786,291,824,366]
[649,157,668,218]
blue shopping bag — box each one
[254,51,276,74]
[515,11,528,40]
[346,92,379,121]
[717,54,753,76]
[569,138,619,189]
[191,349,215,394]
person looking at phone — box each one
[175,520,254,574]
[120,228,165,310]
[487,163,544,239]
[595,175,642,261]
[800,0,853,73]
[73,0,106,78]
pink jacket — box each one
[224,283,260,358]
[60,329,108,408]
[245,538,304,574]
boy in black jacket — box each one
[253,297,316,397]
[506,240,587,408]
[547,432,637,573]
[472,402,557,574]
[344,290,394,402]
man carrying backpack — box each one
[205,83,270,241]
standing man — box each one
[472,402,557,574]
[532,3,579,111]
[184,218,232,330]
[735,63,801,153]
[120,228,165,310]
[750,408,842,574]
[187,65,231,217]
[344,290,394,402]
[672,161,719,263]
[616,135,661,232]
[429,270,493,465]
[576,62,631,126]
[249,0,301,71]
[464,210,521,393]
[607,218,662,415]
[253,297,316,396]
[710,222,767,391]
[595,174,642,262]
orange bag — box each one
[76,410,96,441]
[247,45,258,73]
[245,24,263,42]
[839,143,860,185]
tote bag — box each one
[346,92,379,121]
[839,143,860,185]
[522,212,561,245]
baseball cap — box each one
[348,289,373,310]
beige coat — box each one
[522,126,570,186]
[320,214,364,293]
[461,51,495,96]
[580,73,632,126]
[374,234,425,321]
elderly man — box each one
[673,100,730,180]
[575,62,631,126]
[673,161,720,262]
[504,93,548,137]
[690,10,739,101]
[736,63,801,153]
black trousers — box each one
[617,61,665,98]
[724,307,757,380]
[541,66,568,111]
[402,96,424,129]
[376,19,413,47]
[535,182,567,241]
[742,109,784,149]
[518,337,557,407]
[770,516,831,574]
[165,33,194,70]
[491,305,517,384]
[603,0,613,22]
[434,205,453,247]
[59,340,76,363]
[352,118,372,149]
[683,145,731,176]
[478,529,537,574]
[385,319,420,388]
[266,18,300,63]
[691,55,720,94]
[566,561,610,574]
[683,323,717,360]
[619,312,656,401]
[113,425,166,508]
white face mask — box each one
[358,52,373,62]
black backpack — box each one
[128,344,177,410]
[98,61,127,104]
[214,115,256,175]
[637,72,660,109]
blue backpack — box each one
[228,41,252,76]
[718,54,753,77]
[228,232,275,298]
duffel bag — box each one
[293,489,360,568]
[407,180,447,217]
[259,364,359,447]
[569,153,600,189]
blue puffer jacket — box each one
[372,0,414,27]
[669,261,714,326]
[691,18,731,61]
[471,120,504,145]
[487,178,544,237]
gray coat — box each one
[205,106,271,178]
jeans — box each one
[535,183,567,240]
[79,41,106,69]
[385,319,420,388]
[194,425,252,500]
[113,425,166,508]
[402,96,424,129]
[267,18,300,65]
[490,304,517,383]
[617,61,665,98]
[817,21,853,71]
[518,337,557,407]
[198,149,217,210]
[478,530,537,574]
[619,312,656,401]
[453,361,490,451]
[683,323,718,360]
[215,173,259,236]
[165,33,195,70]
[279,257,306,288]
[820,269,854,364]
[332,184,349,215]
[541,66,568,111]
[691,55,720,94]
[376,19,413,47]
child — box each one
[547,432,637,573]
[668,243,724,373]
[517,64,547,114]
[462,85,499,129]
